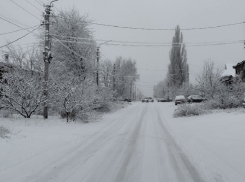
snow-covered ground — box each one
[0,102,245,182]
[158,103,245,182]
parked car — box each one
[175,95,186,105]
[157,98,172,102]
[157,98,167,102]
[124,98,131,102]
[142,97,154,102]
[187,95,206,103]
[243,98,245,108]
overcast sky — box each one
[1,0,245,96]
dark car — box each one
[157,98,172,102]
[187,95,206,103]
[157,98,167,102]
[124,98,131,102]
[175,95,186,105]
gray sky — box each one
[1,0,245,96]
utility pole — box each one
[96,41,110,86]
[113,63,116,91]
[134,85,136,101]
[96,47,99,86]
[167,82,170,101]
[42,0,57,119]
[4,54,9,63]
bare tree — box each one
[0,67,44,118]
[195,60,222,99]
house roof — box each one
[221,63,235,77]
[225,63,235,70]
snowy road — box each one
[0,102,207,182]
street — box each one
[3,102,205,182]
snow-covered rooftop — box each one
[221,63,235,77]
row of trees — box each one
[100,57,139,99]
[0,9,139,121]
[154,25,245,108]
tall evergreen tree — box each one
[167,25,189,87]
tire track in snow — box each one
[63,104,147,182]
[17,104,141,182]
[112,105,147,182]
[155,106,206,182]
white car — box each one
[142,97,154,102]
[175,95,186,105]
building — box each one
[233,60,245,81]
[220,63,236,84]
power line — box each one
[56,39,244,47]
[9,0,41,21]
[52,39,95,45]
[0,15,41,37]
[26,0,43,12]
[103,41,243,47]
[86,21,245,31]
[53,38,90,61]
[51,35,244,47]
[52,32,245,45]
[0,25,39,36]
[0,26,41,49]
[0,13,29,28]
[34,0,43,6]
[54,14,245,31]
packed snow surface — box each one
[0,102,245,182]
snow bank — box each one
[160,103,245,182]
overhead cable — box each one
[0,26,41,49]
[53,38,243,47]
[53,38,90,61]
[0,14,28,28]
[86,21,245,31]
[0,15,41,37]
[34,0,43,6]
[9,0,41,21]
[26,0,43,12]
[0,25,39,36]
[53,14,244,31]
[103,41,243,47]
[51,34,244,47]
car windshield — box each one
[192,95,202,99]
[175,95,185,100]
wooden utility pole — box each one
[113,63,116,91]
[167,82,170,101]
[96,47,99,86]
[4,54,9,63]
[43,0,57,119]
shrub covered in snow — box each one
[0,125,10,138]
[205,96,242,110]
[173,103,209,117]
[174,94,244,117]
